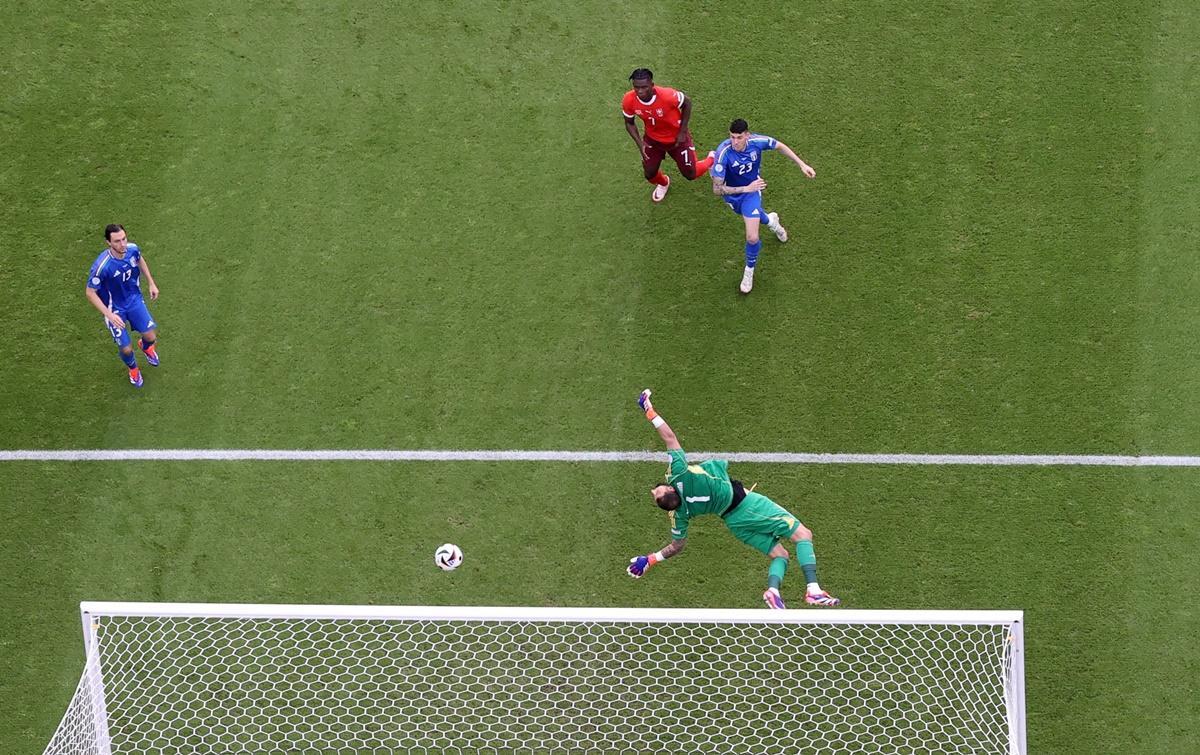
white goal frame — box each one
[48,601,1026,755]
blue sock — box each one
[140,338,155,351]
[119,349,137,369]
[745,240,762,268]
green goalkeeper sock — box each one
[767,557,788,590]
[796,539,818,585]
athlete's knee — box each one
[791,524,813,542]
[769,543,790,559]
[746,233,760,245]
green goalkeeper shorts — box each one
[723,492,802,555]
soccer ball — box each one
[434,543,463,571]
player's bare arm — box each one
[137,254,160,300]
[659,538,686,559]
[712,175,767,196]
[624,116,646,156]
[85,287,126,330]
[775,141,817,178]
[638,390,682,450]
[654,417,682,451]
[675,95,693,146]
[627,535,686,578]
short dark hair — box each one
[629,68,653,82]
[729,119,749,134]
[104,223,125,241]
[655,487,681,511]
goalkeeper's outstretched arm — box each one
[638,389,681,450]
[659,538,686,558]
[628,538,686,578]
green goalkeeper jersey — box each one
[664,448,734,540]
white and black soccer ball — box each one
[434,543,463,571]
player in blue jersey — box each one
[710,119,816,293]
[84,224,161,387]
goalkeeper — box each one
[628,390,840,608]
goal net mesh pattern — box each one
[45,611,1019,754]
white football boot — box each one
[767,212,788,242]
[651,175,670,203]
[739,266,755,294]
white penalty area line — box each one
[1,449,1199,466]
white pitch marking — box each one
[0,449,1198,466]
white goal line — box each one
[1,449,1198,466]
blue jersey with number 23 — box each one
[711,135,778,187]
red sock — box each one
[649,171,669,186]
[694,155,714,178]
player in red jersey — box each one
[621,68,715,203]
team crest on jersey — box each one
[91,277,100,285]
[750,151,758,161]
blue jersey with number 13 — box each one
[86,244,144,312]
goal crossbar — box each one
[82,600,1022,625]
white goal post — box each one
[44,602,1025,754]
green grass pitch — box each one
[1,0,1198,752]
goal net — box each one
[44,603,1025,754]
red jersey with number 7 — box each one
[622,86,686,144]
